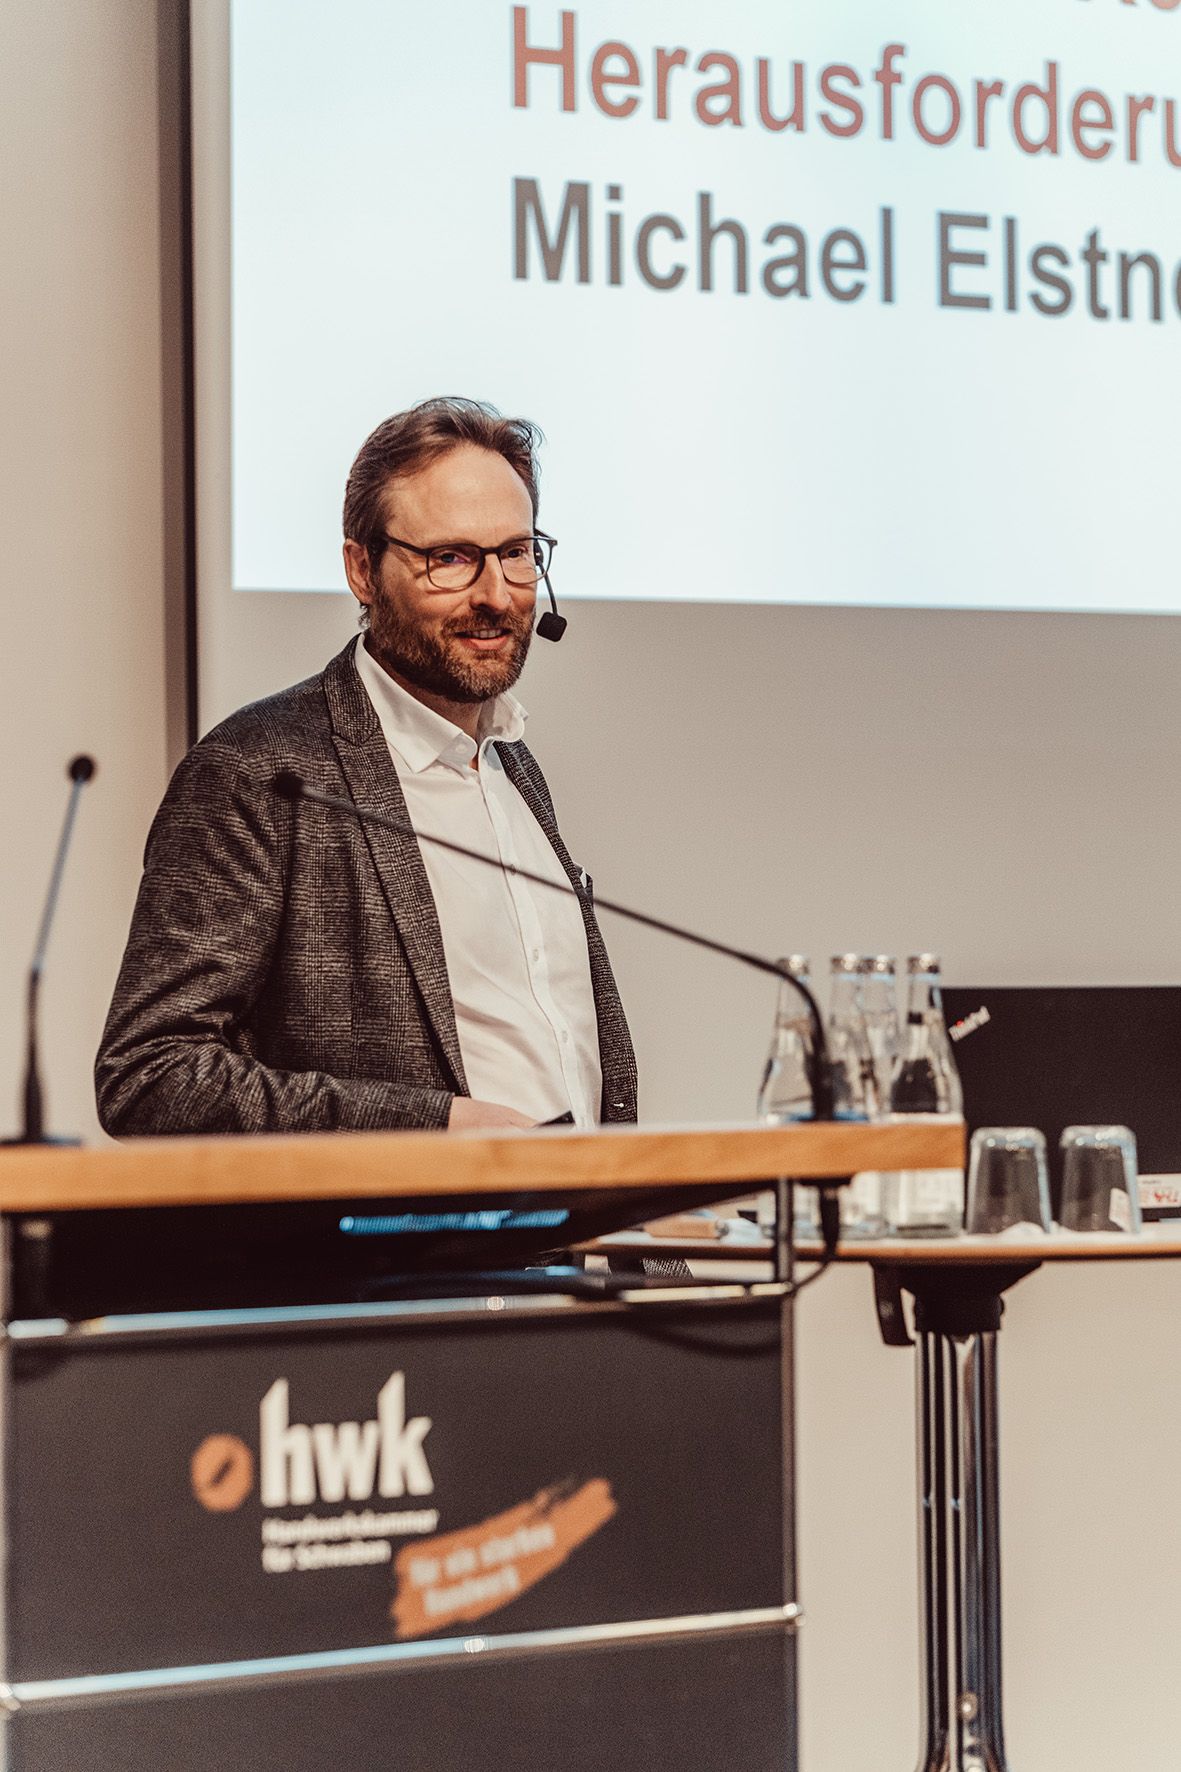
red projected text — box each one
[512,8,1181,170]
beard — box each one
[366,584,534,705]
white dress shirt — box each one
[354,637,603,1126]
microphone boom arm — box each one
[272,771,833,1119]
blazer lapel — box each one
[498,741,638,1122]
[497,743,580,890]
[323,644,468,1095]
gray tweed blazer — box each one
[96,642,638,1135]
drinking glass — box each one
[1058,1126,1141,1233]
[965,1127,1052,1235]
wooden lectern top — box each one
[0,1118,965,1213]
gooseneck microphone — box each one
[535,571,566,642]
[271,770,834,1118]
[3,755,97,1147]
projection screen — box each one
[191,0,1181,723]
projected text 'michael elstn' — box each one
[508,9,1181,324]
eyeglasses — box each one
[378,531,557,592]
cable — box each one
[784,1181,843,1300]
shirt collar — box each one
[354,635,527,774]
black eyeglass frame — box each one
[376,530,558,591]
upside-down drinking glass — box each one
[965,1127,1052,1235]
[1058,1125,1141,1233]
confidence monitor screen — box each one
[194,0,1180,622]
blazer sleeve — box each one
[95,740,454,1136]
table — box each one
[604,1216,1181,1772]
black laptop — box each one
[942,985,1181,1213]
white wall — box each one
[0,0,167,1149]
[503,595,1181,1118]
[796,1261,1181,1772]
[4,5,1181,1769]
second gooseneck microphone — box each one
[3,755,97,1147]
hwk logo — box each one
[191,1374,434,1513]
[259,1376,434,1507]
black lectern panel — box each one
[7,1301,785,1682]
[8,1180,749,1317]
[4,1627,796,1772]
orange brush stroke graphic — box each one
[391,1478,616,1640]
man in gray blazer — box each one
[96,399,637,1137]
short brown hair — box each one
[342,397,542,551]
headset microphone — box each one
[535,572,567,642]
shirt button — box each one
[561,1030,570,1043]
[531,948,541,963]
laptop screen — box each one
[942,985,1181,1206]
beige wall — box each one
[1,0,168,1149]
[3,4,1181,1768]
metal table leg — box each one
[916,1327,1006,1772]
[876,1262,1039,1772]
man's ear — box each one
[342,539,376,616]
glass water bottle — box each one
[852,955,900,1235]
[827,954,872,1121]
[827,955,881,1235]
[757,956,818,1239]
[860,955,900,1118]
[758,956,815,1124]
[884,954,964,1234]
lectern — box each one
[0,1120,960,1771]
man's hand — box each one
[448,1097,534,1131]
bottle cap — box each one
[775,955,810,977]
[907,953,942,973]
[829,953,861,973]
[860,955,896,973]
